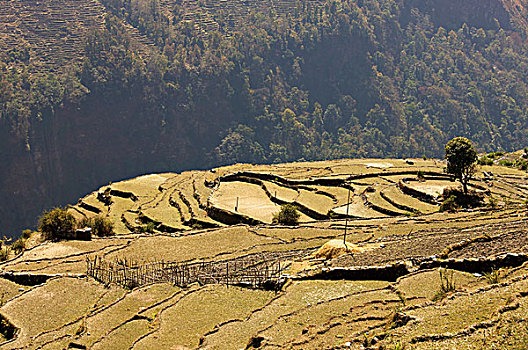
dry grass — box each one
[91,318,150,350]
[263,180,299,202]
[296,189,335,215]
[78,283,180,348]
[395,269,482,301]
[406,180,453,198]
[133,285,273,349]
[6,158,528,349]
[104,226,279,262]
[210,181,280,223]
[365,186,411,215]
[202,280,390,349]
[381,185,438,213]
[0,278,26,305]
[313,239,363,259]
[397,284,519,340]
[332,196,388,218]
[258,289,397,347]
[1,277,108,347]
[110,174,174,198]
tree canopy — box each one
[445,137,478,194]
[273,204,301,226]
[38,207,77,240]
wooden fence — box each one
[86,255,285,290]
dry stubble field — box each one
[1,158,528,349]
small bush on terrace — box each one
[440,187,484,211]
[483,268,502,284]
[487,151,504,159]
[10,238,26,255]
[135,222,156,234]
[433,269,456,301]
[39,207,76,241]
[477,156,493,166]
[273,204,300,226]
[498,159,514,167]
[21,229,33,239]
[515,158,528,170]
[79,216,114,237]
[439,195,459,212]
[0,246,9,262]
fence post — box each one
[226,262,229,287]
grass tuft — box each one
[432,269,456,301]
[483,268,502,284]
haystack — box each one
[314,239,362,260]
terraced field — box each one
[0,0,322,72]
[161,0,324,37]
[0,0,154,72]
[1,158,528,349]
[67,158,528,233]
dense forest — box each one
[1,0,528,235]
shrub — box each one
[0,246,9,261]
[146,222,156,233]
[498,159,514,167]
[439,195,459,212]
[488,195,499,209]
[328,210,340,219]
[487,151,504,159]
[135,222,156,234]
[39,207,77,241]
[191,222,204,230]
[515,159,528,170]
[10,238,26,255]
[79,216,114,237]
[433,269,456,301]
[389,341,406,350]
[273,204,300,225]
[441,187,484,209]
[21,229,32,239]
[477,156,493,165]
[483,269,501,284]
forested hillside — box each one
[1,0,528,236]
